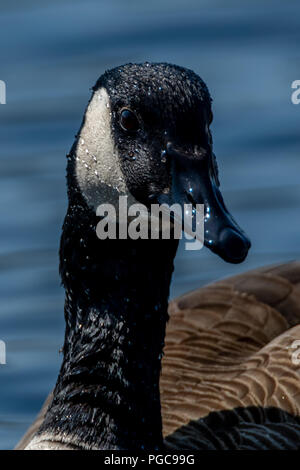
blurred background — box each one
[0,0,299,449]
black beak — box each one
[158,143,251,264]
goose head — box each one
[73,62,250,263]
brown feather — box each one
[161,261,300,440]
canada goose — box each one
[16,63,300,450]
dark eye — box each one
[120,109,139,132]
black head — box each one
[94,63,212,202]
[74,62,250,263]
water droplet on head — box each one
[161,150,167,163]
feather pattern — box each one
[161,261,300,448]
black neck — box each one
[39,192,178,450]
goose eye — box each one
[120,109,139,132]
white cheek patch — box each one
[75,87,137,212]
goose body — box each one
[162,261,300,449]
[16,63,300,450]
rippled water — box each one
[0,0,299,449]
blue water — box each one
[0,0,299,449]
